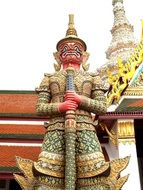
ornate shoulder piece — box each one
[92,73,108,92]
[35,73,52,93]
[44,73,52,77]
[89,71,99,77]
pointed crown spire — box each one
[66,14,77,37]
[56,14,87,50]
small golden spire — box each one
[69,14,74,28]
[66,14,77,37]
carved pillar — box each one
[117,119,141,190]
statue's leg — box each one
[75,130,130,190]
[76,130,109,178]
[33,130,65,190]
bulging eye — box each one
[62,46,68,53]
[75,46,82,53]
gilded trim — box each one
[118,138,135,145]
[78,162,109,178]
[34,162,64,178]
[117,120,135,139]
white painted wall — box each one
[118,140,141,190]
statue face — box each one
[58,41,84,66]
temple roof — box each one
[0,90,45,178]
[0,145,41,174]
[0,90,38,117]
[0,90,49,121]
[0,124,45,139]
[116,98,143,112]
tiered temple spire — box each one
[98,0,137,82]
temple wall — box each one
[117,119,141,190]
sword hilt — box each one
[66,67,75,91]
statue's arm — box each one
[36,74,60,116]
[36,91,60,116]
[79,74,107,115]
[79,89,107,115]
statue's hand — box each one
[58,100,78,113]
[65,91,82,105]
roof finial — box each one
[66,14,77,37]
[112,0,123,6]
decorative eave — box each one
[124,88,143,96]
[99,111,143,120]
[107,43,143,108]
[106,39,143,106]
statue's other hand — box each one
[58,100,78,113]
[65,91,82,105]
